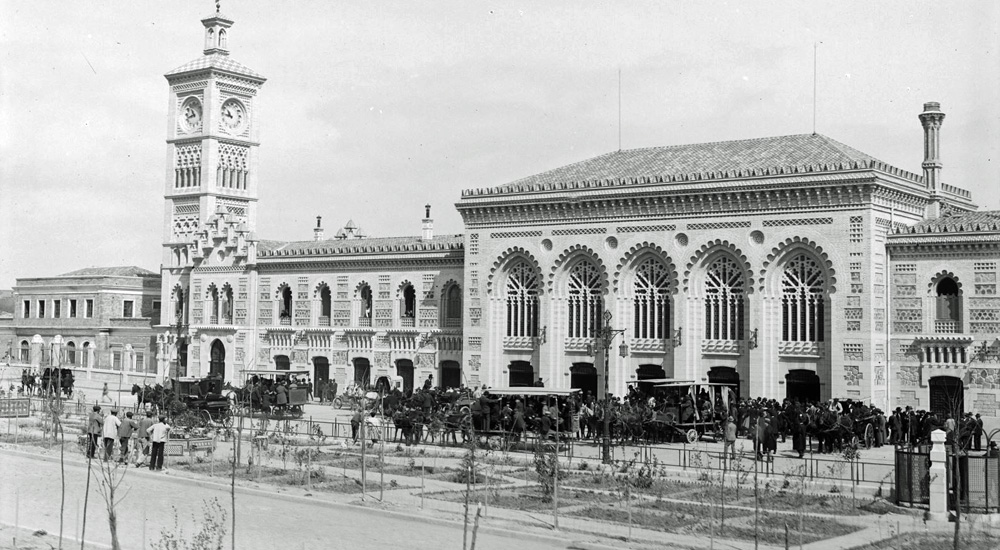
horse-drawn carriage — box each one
[47,367,76,398]
[171,375,234,428]
[233,369,311,418]
[633,380,733,444]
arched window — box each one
[401,284,416,319]
[319,284,332,325]
[221,284,233,323]
[633,257,670,339]
[173,286,185,324]
[781,254,826,342]
[936,277,960,323]
[81,342,91,368]
[206,28,215,49]
[505,261,538,337]
[209,340,225,379]
[704,256,745,341]
[279,285,293,325]
[567,261,603,338]
[218,29,227,49]
[207,284,220,324]
[66,341,76,364]
[358,283,373,325]
[19,340,29,363]
[444,284,462,326]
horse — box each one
[20,370,36,396]
[131,383,162,413]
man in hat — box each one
[974,413,984,451]
[724,416,738,461]
[86,405,103,459]
[102,409,121,461]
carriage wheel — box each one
[864,424,875,449]
[459,405,471,415]
[333,397,344,409]
[850,435,860,449]
[686,429,699,444]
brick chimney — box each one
[313,216,324,241]
[919,102,945,217]
[421,204,433,240]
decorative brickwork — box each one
[687,221,751,231]
[552,227,606,236]
[762,217,833,227]
[897,390,919,408]
[843,343,864,361]
[968,368,1000,389]
[490,231,542,239]
[973,393,999,417]
[898,366,920,387]
[873,365,886,386]
[617,225,675,233]
[844,365,862,386]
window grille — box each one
[505,261,538,337]
[704,256,745,341]
[781,254,826,342]
[567,261,603,338]
[633,257,670,339]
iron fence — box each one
[895,445,930,508]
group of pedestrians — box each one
[86,405,171,471]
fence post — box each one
[928,429,948,521]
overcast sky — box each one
[1,1,998,289]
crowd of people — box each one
[85,405,172,471]
[327,376,992,458]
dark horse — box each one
[132,383,164,413]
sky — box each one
[1,1,998,290]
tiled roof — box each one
[257,235,464,258]
[463,134,921,197]
[165,53,264,79]
[58,266,159,277]
[893,210,1000,235]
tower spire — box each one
[201,1,233,56]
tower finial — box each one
[216,0,221,14]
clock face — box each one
[221,99,246,132]
[179,98,202,132]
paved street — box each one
[0,451,570,550]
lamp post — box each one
[587,310,627,464]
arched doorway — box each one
[209,340,225,380]
[635,364,667,395]
[708,366,740,401]
[785,369,820,404]
[275,355,290,371]
[929,376,964,418]
[353,358,371,387]
[508,361,534,387]
[396,359,414,395]
[570,363,598,400]
[312,357,330,398]
[440,360,461,389]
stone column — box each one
[30,335,44,370]
[51,335,63,367]
[928,429,949,521]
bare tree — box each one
[92,456,131,550]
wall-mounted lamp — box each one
[672,327,683,348]
[748,328,759,350]
[618,342,629,358]
[539,326,547,344]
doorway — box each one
[209,340,225,380]
[708,366,740,401]
[929,376,964,418]
[313,357,330,397]
[396,359,414,395]
[570,363,598,400]
[353,357,371,387]
[785,369,820,404]
[440,360,461,389]
[275,355,290,370]
[508,361,534,387]
[635,364,667,396]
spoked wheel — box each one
[686,429,699,444]
[333,397,344,409]
[864,424,875,449]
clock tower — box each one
[158,4,266,368]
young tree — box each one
[92,457,130,550]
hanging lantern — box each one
[618,342,629,358]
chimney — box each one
[421,204,434,240]
[919,102,945,217]
[313,216,324,241]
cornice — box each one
[459,180,880,228]
[257,256,464,272]
[166,135,261,147]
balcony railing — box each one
[358,317,372,328]
[400,317,415,328]
[318,316,331,327]
[209,315,219,324]
[934,320,959,334]
[445,318,462,328]
[279,317,292,326]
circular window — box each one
[541,238,553,251]
[749,230,765,245]
[675,233,689,247]
[605,236,618,250]
[216,250,225,263]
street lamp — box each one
[587,310,627,464]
